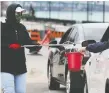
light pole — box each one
[103,1,105,23]
[48,1,51,19]
[87,1,89,22]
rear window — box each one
[84,26,108,41]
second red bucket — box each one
[65,52,83,72]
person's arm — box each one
[21,24,42,50]
[86,41,109,53]
[1,22,10,48]
[1,34,9,47]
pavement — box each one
[25,47,65,93]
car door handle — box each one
[108,55,109,59]
[96,58,100,62]
[89,61,91,65]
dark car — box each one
[47,23,108,93]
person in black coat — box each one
[1,3,41,93]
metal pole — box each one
[49,1,51,19]
[58,2,60,19]
[87,1,89,22]
[103,1,105,23]
[72,1,73,21]
[21,44,77,48]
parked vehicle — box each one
[47,23,109,93]
[84,26,109,93]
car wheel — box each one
[48,64,60,90]
[84,77,88,93]
[105,78,109,93]
[66,71,71,93]
[66,71,84,93]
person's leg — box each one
[1,72,15,93]
[15,73,26,93]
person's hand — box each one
[9,43,21,50]
[78,47,86,53]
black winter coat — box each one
[1,22,35,75]
[86,41,109,53]
[1,4,41,75]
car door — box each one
[52,28,72,79]
[87,49,109,93]
[87,27,109,93]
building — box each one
[1,1,109,22]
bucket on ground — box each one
[65,52,83,72]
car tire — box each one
[66,71,84,93]
[83,76,88,93]
[105,78,109,93]
[48,64,60,90]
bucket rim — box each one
[65,52,83,55]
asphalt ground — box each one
[26,46,65,93]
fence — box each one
[27,29,65,42]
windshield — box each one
[84,26,108,42]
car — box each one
[47,23,109,93]
[84,26,109,93]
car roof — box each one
[71,23,109,42]
[72,23,109,28]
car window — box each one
[68,27,78,42]
[84,27,107,42]
[59,27,72,44]
[74,32,79,43]
[101,26,109,42]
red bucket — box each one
[65,52,83,72]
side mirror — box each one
[49,40,57,44]
[49,40,58,48]
[82,40,96,47]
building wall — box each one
[1,1,109,22]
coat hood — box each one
[6,3,22,24]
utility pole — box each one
[48,1,51,19]
[87,1,89,22]
[103,1,105,23]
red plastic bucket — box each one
[65,52,83,72]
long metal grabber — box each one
[21,44,74,47]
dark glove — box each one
[9,43,21,50]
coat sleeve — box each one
[86,41,109,53]
[21,24,42,50]
[1,22,9,47]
